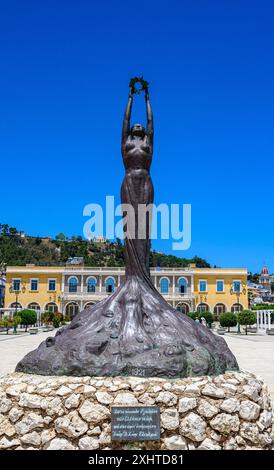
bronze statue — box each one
[16,79,238,377]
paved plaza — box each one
[0,330,274,404]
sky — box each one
[0,0,273,272]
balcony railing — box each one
[63,287,193,300]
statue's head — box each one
[131,123,145,138]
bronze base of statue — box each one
[16,275,238,377]
[16,78,238,377]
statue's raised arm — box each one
[145,90,153,145]
[122,86,133,145]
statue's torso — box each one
[123,136,152,172]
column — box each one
[268,311,271,330]
[172,275,175,294]
[99,275,102,293]
[61,273,65,293]
[81,275,84,293]
[257,311,260,330]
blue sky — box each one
[0,0,273,272]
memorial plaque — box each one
[111,406,160,441]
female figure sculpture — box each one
[17,80,238,377]
[121,85,153,280]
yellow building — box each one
[4,265,248,320]
[193,268,248,316]
[5,266,63,315]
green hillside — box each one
[0,224,210,268]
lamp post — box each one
[58,295,64,317]
[230,284,246,334]
[9,284,26,333]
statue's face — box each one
[131,124,145,138]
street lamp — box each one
[58,295,64,316]
[230,284,246,334]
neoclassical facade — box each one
[3,265,248,320]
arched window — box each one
[178,278,187,294]
[87,277,96,293]
[65,302,79,320]
[160,278,169,294]
[84,302,95,309]
[10,302,22,310]
[176,303,189,314]
[213,303,226,318]
[105,277,115,293]
[197,303,210,313]
[68,277,78,293]
[45,302,58,313]
[28,302,40,311]
[231,303,243,313]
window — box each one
[12,279,21,291]
[105,278,115,293]
[231,303,243,313]
[68,277,78,293]
[87,277,96,293]
[197,303,209,313]
[233,281,241,293]
[45,302,58,313]
[160,278,169,294]
[216,280,224,292]
[199,280,207,292]
[178,278,187,294]
[176,303,189,314]
[214,303,226,318]
[30,279,38,291]
[48,279,56,291]
[28,303,40,311]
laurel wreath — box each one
[129,76,149,94]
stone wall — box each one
[0,371,272,450]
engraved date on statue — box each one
[128,366,148,377]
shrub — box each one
[53,315,60,328]
[0,318,12,334]
[219,312,238,331]
[12,315,22,333]
[187,311,199,321]
[238,310,257,335]
[19,309,37,332]
[41,311,54,325]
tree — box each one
[53,314,60,328]
[19,309,37,332]
[12,315,22,333]
[9,227,18,235]
[55,233,66,241]
[187,311,199,321]
[41,311,54,325]
[219,312,238,332]
[0,317,12,334]
[1,224,9,235]
[238,310,257,335]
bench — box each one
[266,329,274,335]
[29,328,38,335]
[217,328,226,335]
[42,326,54,332]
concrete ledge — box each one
[0,371,273,450]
